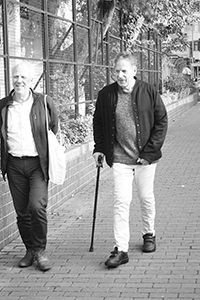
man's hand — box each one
[93,152,104,167]
[137,158,149,166]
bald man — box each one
[0,61,58,271]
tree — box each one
[119,0,200,53]
[96,0,200,53]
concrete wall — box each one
[0,93,198,250]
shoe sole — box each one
[19,259,34,268]
[105,257,129,268]
[38,266,52,272]
[19,262,33,268]
[143,246,156,253]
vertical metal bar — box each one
[140,33,143,81]
[43,0,50,94]
[94,22,100,64]
[87,0,94,103]
[94,22,99,64]
[72,0,79,118]
[105,31,110,85]
[2,0,10,95]
[153,31,156,88]
[159,36,162,93]
[153,31,155,86]
[148,31,151,84]
[98,3,104,66]
[119,8,124,52]
[155,33,159,90]
[101,22,104,66]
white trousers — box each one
[112,162,157,252]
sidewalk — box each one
[0,103,200,300]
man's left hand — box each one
[137,158,149,165]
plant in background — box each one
[60,115,93,149]
[120,0,200,53]
[50,67,75,119]
[163,73,195,95]
[162,73,196,105]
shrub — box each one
[163,73,196,96]
[60,115,93,149]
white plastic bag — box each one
[48,130,66,185]
[44,95,66,185]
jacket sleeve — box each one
[46,96,58,134]
[140,90,168,163]
[93,91,105,154]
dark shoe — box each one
[143,233,156,253]
[105,247,129,268]
[19,250,34,268]
[34,250,51,271]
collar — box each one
[118,77,137,94]
[116,76,138,94]
[10,90,33,106]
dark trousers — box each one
[7,155,48,251]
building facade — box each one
[0,0,162,117]
[170,21,200,79]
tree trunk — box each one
[99,0,116,37]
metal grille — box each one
[0,0,162,118]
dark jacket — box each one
[0,89,58,180]
[93,80,168,167]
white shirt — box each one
[7,93,38,157]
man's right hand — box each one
[93,152,104,167]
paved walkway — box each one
[0,103,200,300]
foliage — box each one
[60,115,93,149]
[49,67,94,149]
[118,0,200,53]
[163,73,196,96]
[161,72,197,107]
[49,66,75,119]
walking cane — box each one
[89,155,103,252]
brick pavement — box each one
[0,103,200,300]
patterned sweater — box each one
[113,89,139,165]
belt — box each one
[8,154,38,160]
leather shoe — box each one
[105,247,129,268]
[19,250,34,268]
[143,233,156,253]
[34,250,51,271]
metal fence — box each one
[0,0,162,118]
